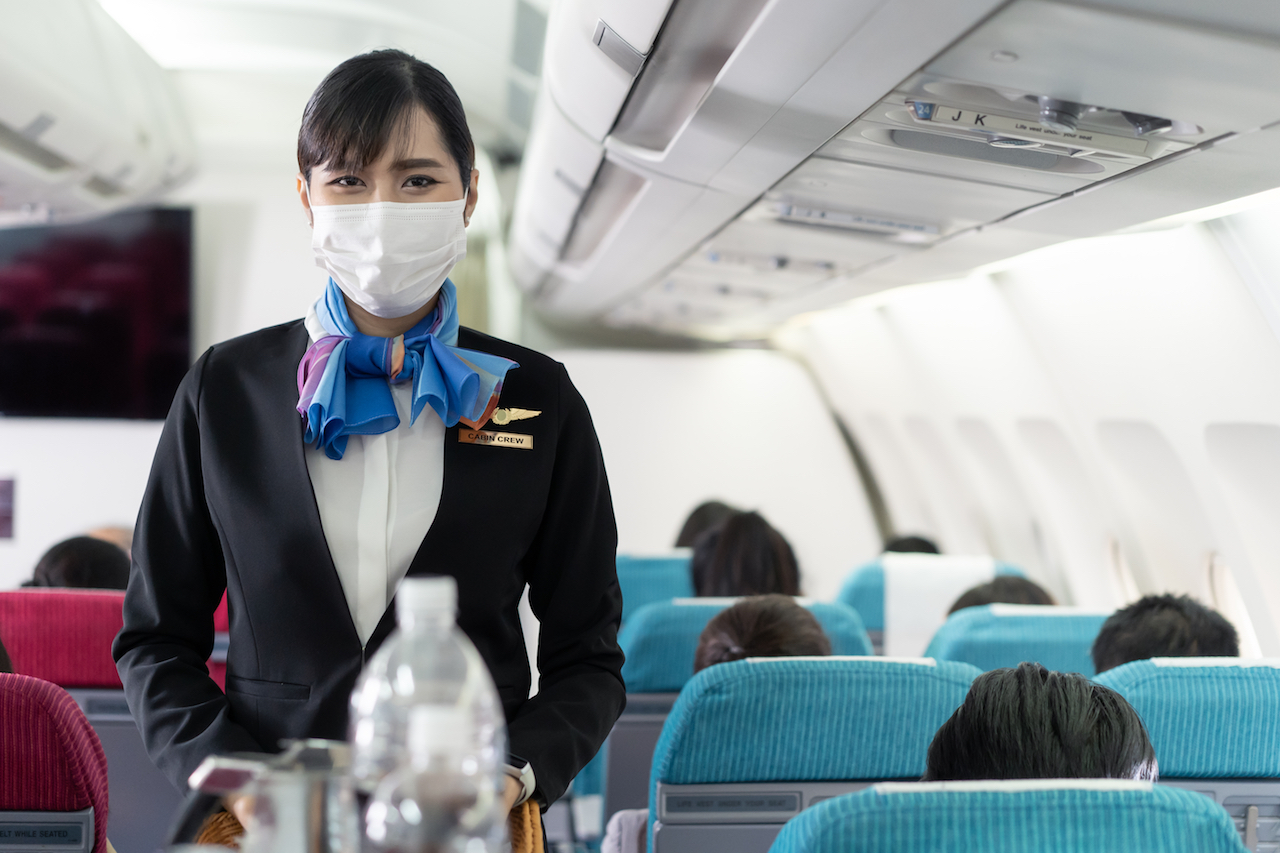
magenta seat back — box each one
[0,590,124,688]
[0,673,110,853]
[213,592,228,632]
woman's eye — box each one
[404,175,436,188]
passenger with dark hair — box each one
[1091,594,1239,675]
[674,500,740,548]
[694,594,831,673]
[606,596,830,853]
[114,49,625,819]
[948,575,1056,614]
[27,536,130,590]
[883,534,939,554]
[924,662,1157,782]
[691,511,800,597]
[85,525,134,560]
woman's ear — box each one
[297,173,313,228]
[464,168,480,227]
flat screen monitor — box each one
[0,207,191,419]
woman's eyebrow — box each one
[392,157,447,171]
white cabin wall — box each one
[997,225,1280,654]
[782,278,1124,609]
[0,420,162,586]
[550,349,881,600]
[785,212,1280,655]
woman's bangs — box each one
[301,90,415,177]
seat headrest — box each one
[1095,657,1280,777]
[836,556,1024,635]
[0,590,125,688]
[925,604,1110,676]
[771,780,1242,853]
[0,673,110,853]
[619,599,874,693]
[649,656,981,794]
[615,552,693,623]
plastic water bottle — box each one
[364,706,500,853]
[349,576,507,851]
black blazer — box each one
[113,320,626,803]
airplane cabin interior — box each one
[2,1,1280,852]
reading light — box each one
[1037,96,1084,132]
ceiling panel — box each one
[771,157,1055,239]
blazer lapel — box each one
[269,321,363,649]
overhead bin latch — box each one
[593,19,647,77]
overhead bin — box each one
[925,0,1280,138]
[0,0,195,224]
[513,0,1008,322]
[603,0,1008,192]
[540,0,675,142]
[508,89,604,291]
[535,155,756,318]
[516,0,1280,339]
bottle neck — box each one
[397,607,453,634]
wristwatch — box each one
[504,754,536,806]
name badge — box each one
[459,428,534,450]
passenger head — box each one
[297,49,477,215]
[1091,594,1239,675]
[923,662,1157,782]
[949,576,1057,614]
[29,536,130,590]
[85,525,133,559]
[694,594,831,673]
[675,500,740,548]
[883,535,939,554]
[691,511,800,597]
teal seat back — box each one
[619,599,875,693]
[769,780,1245,853]
[1096,658,1280,777]
[616,552,693,624]
[924,604,1110,675]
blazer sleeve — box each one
[112,348,265,790]
[511,364,626,805]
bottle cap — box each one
[397,575,457,619]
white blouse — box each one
[301,323,537,803]
[304,379,445,645]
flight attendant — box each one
[113,49,626,817]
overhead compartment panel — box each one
[770,158,1055,240]
[541,0,675,142]
[926,0,1280,136]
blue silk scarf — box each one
[296,279,518,460]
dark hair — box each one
[29,536,130,590]
[949,576,1057,614]
[676,500,741,548]
[694,594,831,672]
[691,511,800,597]
[923,662,1158,782]
[1091,594,1239,674]
[298,49,475,186]
[884,535,939,554]
[0,636,11,674]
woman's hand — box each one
[225,794,253,827]
[503,775,523,814]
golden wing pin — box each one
[491,407,541,425]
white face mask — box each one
[308,188,468,319]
